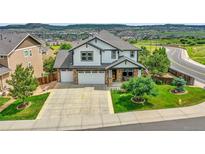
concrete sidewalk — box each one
[1,101,205,130]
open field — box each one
[0,93,49,120]
[111,85,205,113]
[132,38,205,64]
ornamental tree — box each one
[121,77,157,101]
[172,77,187,92]
[6,64,38,104]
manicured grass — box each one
[0,93,49,120]
[111,85,205,113]
[0,97,10,107]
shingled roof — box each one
[70,30,139,51]
[0,32,41,55]
[53,50,73,69]
[95,30,139,50]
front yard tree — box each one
[138,46,151,65]
[60,43,72,50]
[7,64,38,105]
[146,47,170,76]
[122,77,157,103]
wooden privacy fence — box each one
[169,68,195,85]
[37,73,57,85]
[152,76,174,85]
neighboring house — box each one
[0,32,43,89]
[54,30,145,86]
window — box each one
[111,51,117,59]
[81,51,93,61]
[130,51,135,58]
[23,49,32,57]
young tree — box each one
[172,77,187,92]
[121,77,157,103]
[43,57,56,74]
[145,47,170,76]
[6,64,38,104]
[138,46,151,65]
[60,43,72,50]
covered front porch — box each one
[106,68,141,86]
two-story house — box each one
[54,30,145,86]
[0,32,43,89]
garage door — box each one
[78,71,105,84]
[60,70,73,82]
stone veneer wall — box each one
[105,70,112,86]
[57,69,61,82]
[73,69,78,84]
[133,68,138,77]
[116,69,123,82]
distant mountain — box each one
[0,23,133,30]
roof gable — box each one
[0,33,41,55]
[106,56,145,69]
[69,30,139,52]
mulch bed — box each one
[16,102,31,110]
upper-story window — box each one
[111,51,117,59]
[23,49,32,57]
[81,51,93,61]
[130,51,135,58]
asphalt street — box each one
[88,116,205,131]
[166,47,205,83]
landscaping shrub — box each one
[172,77,187,92]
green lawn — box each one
[50,45,60,51]
[111,85,205,113]
[0,93,49,120]
[0,97,10,107]
[185,45,205,65]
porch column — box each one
[133,68,138,77]
[116,69,123,82]
[105,70,112,86]
[138,69,142,77]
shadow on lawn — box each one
[117,93,154,111]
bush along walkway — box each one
[1,99,205,130]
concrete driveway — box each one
[38,83,111,119]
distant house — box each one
[54,30,145,86]
[0,32,43,89]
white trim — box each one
[14,45,39,52]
